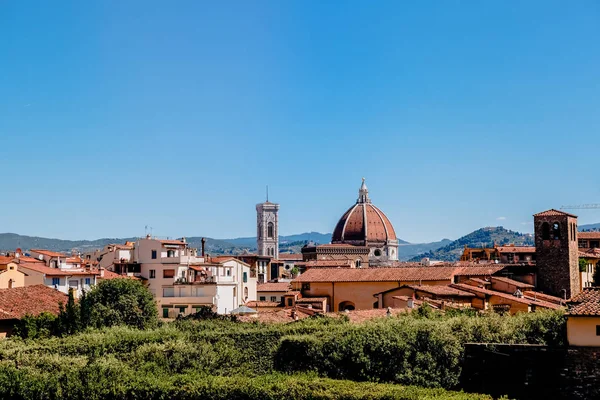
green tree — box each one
[580,258,588,273]
[58,288,81,335]
[80,279,158,329]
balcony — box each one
[173,277,217,285]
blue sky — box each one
[0,1,599,243]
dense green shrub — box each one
[14,280,158,339]
[81,279,157,329]
[0,308,566,394]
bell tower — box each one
[256,189,279,259]
[534,209,580,299]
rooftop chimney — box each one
[201,238,206,257]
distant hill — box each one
[580,223,600,231]
[409,227,534,262]
[398,239,453,261]
[0,231,438,259]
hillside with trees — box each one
[410,227,535,262]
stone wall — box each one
[461,344,600,400]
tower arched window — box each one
[552,222,561,240]
[267,222,274,238]
[541,222,550,240]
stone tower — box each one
[256,196,279,259]
[534,209,580,299]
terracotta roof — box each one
[296,260,354,268]
[567,288,600,315]
[0,256,13,265]
[66,257,82,263]
[257,282,291,292]
[451,283,561,310]
[332,202,397,244]
[15,256,44,263]
[578,231,600,240]
[579,249,600,259]
[453,265,506,276]
[490,276,535,288]
[0,285,67,320]
[495,246,536,254]
[293,267,456,283]
[245,301,282,308]
[296,297,328,302]
[277,254,303,261]
[533,209,577,218]
[18,262,99,276]
[98,269,140,280]
[29,249,66,258]
[523,291,564,305]
[468,278,490,286]
[408,285,475,297]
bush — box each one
[81,279,157,330]
[1,307,566,394]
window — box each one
[150,270,156,279]
[167,250,175,258]
[552,222,561,240]
[163,287,175,297]
[302,283,310,291]
[374,249,382,257]
[163,269,175,278]
[151,250,157,259]
[162,308,169,318]
[270,296,277,302]
[243,272,248,283]
[69,280,79,288]
[85,278,91,285]
[244,287,248,299]
[267,222,274,238]
[541,222,550,240]
[260,296,266,301]
[8,279,13,289]
[287,298,293,307]
[596,325,600,336]
[226,268,231,276]
[178,306,186,314]
[52,277,60,286]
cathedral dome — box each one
[331,179,397,245]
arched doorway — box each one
[338,301,355,311]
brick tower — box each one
[534,209,580,299]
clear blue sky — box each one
[1,1,599,243]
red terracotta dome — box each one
[331,179,397,245]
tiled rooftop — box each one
[29,249,66,258]
[577,232,600,240]
[490,276,535,288]
[567,288,600,316]
[408,284,475,297]
[0,285,67,320]
[451,283,561,310]
[293,267,458,283]
[533,209,577,218]
[495,246,536,253]
[257,282,291,292]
